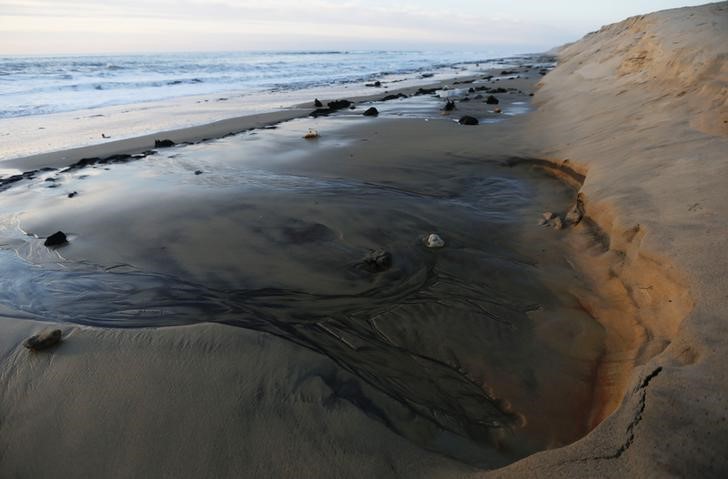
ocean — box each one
[0,50,523,119]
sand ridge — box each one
[493,3,728,477]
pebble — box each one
[303,129,319,139]
[44,231,68,247]
[361,249,392,272]
[23,329,62,351]
[425,233,445,248]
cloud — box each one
[0,0,574,54]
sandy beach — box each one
[0,2,726,478]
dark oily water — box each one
[0,117,603,467]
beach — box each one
[0,2,726,478]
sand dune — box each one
[497,2,728,477]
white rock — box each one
[303,128,319,139]
[425,233,445,248]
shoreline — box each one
[0,55,552,165]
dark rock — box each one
[460,97,471,102]
[443,99,456,112]
[485,95,500,104]
[415,87,438,96]
[501,70,517,75]
[44,177,56,182]
[474,94,483,100]
[421,73,434,78]
[468,87,476,93]
[194,170,203,175]
[363,107,379,117]
[381,93,407,101]
[67,191,78,198]
[44,231,68,247]
[154,139,175,148]
[529,93,534,97]
[23,329,62,351]
[314,98,323,107]
[360,249,392,272]
[458,116,479,126]
[327,99,352,110]
[366,81,382,87]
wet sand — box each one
[0,61,620,475]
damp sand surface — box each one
[0,75,604,473]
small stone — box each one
[23,329,62,351]
[314,98,323,107]
[425,233,445,249]
[443,99,456,112]
[303,129,319,139]
[551,217,563,230]
[542,212,555,220]
[327,99,352,110]
[44,231,68,247]
[67,191,78,198]
[363,107,379,117]
[360,249,392,272]
[494,107,502,114]
[194,170,203,175]
[381,93,407,101]
[458,116,479,125]
[485,95,499,105]
[154,139,175,148]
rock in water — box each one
[425,233,445,248]
[154,139,175,148]
[314,98,323,107]
[381,93,407,101]
[459,116,479,125]
[327,100,352,110]
[443,99,456,112]
[24,329,62,351]
[363,107,379,117]
[485,95,499,105]
[44,231,68,247]
[360,249,392,272]
[303,129,319,140]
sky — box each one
[0,0,711,55]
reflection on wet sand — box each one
[0,109,602,465]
